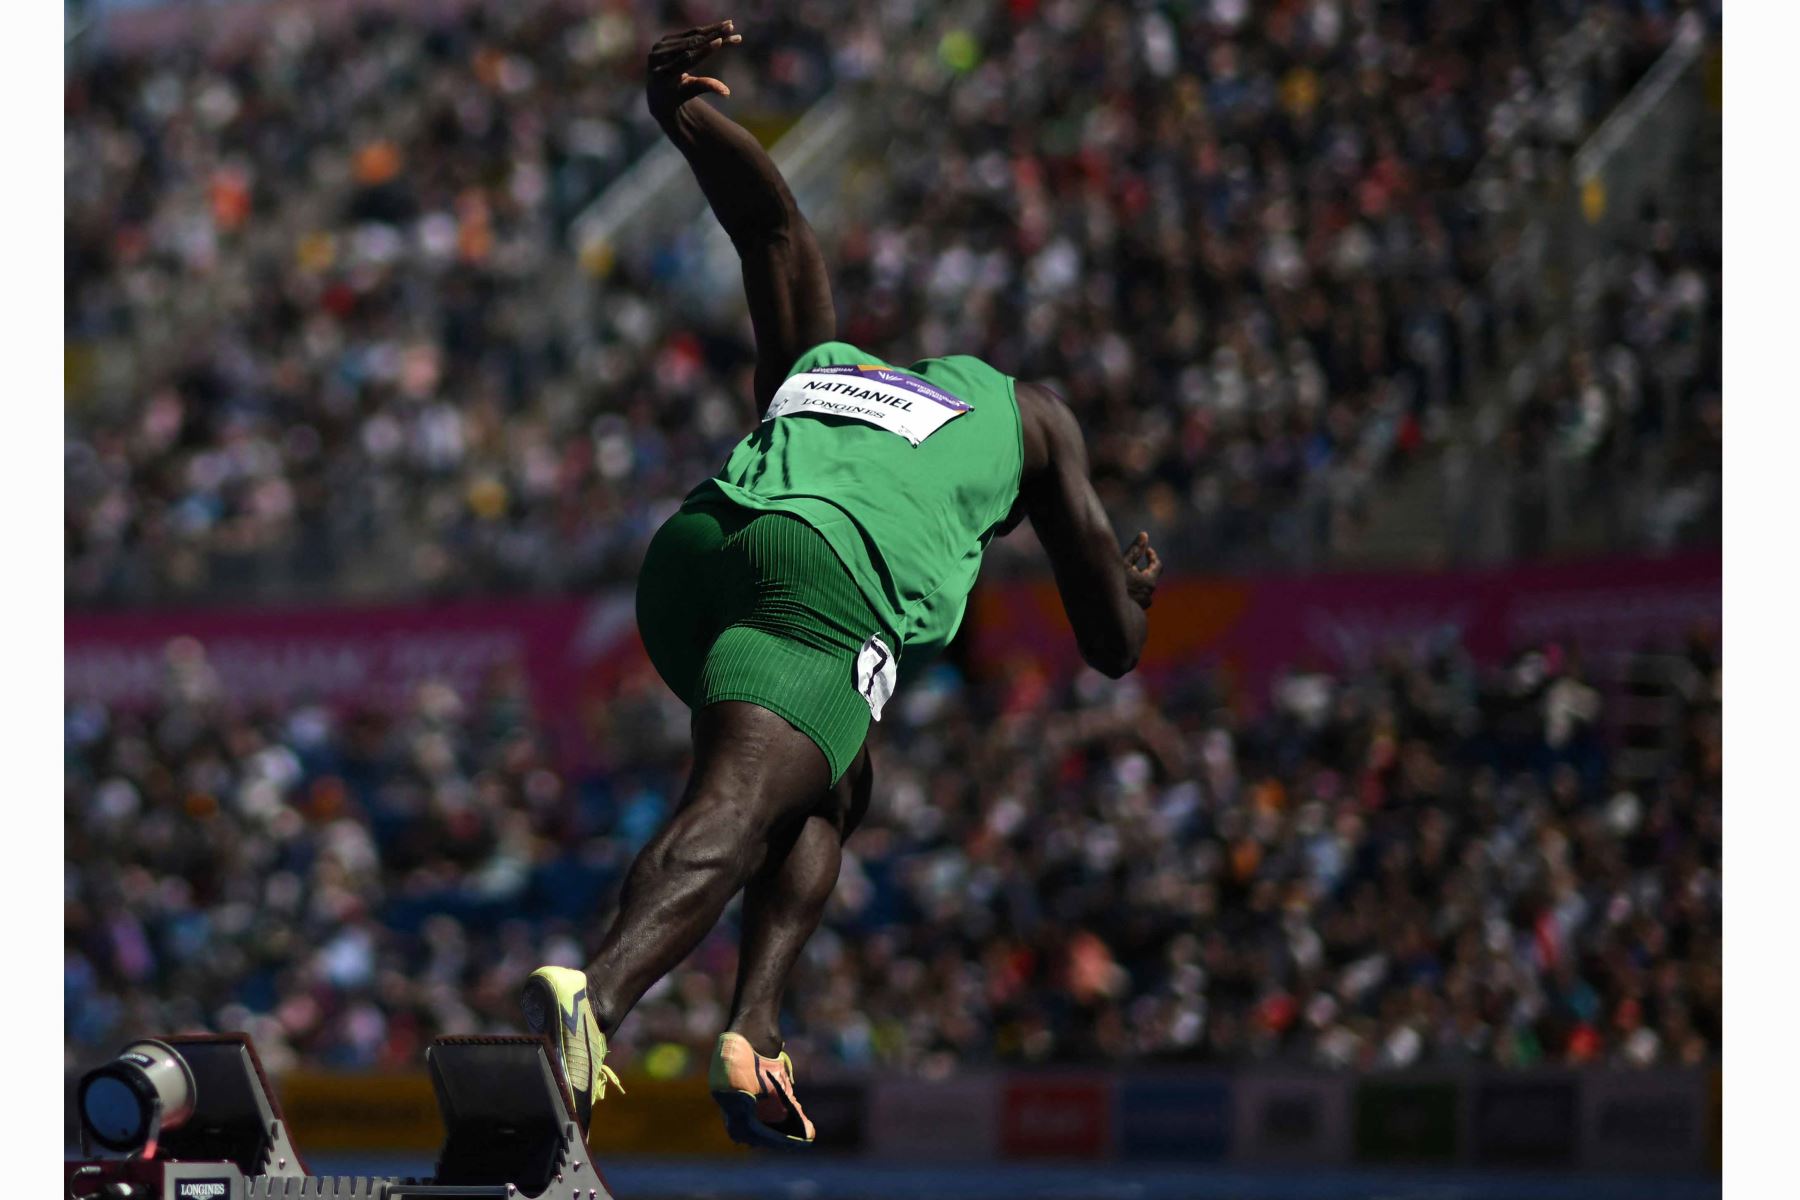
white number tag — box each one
[767,365,971,446]
[854,634,897,722]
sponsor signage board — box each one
[1116,1075,1232,1161]
[1353,1077,1462,1164]
[866,1075,999,1161]
[279,1071,441,1153]
[1472,1075,1578,1167]
[999,1075,1110,1160]
[1233,1072,1353,1165]
[583,1077,741,1157]
[801,1080,869,1152]
[1580,1068,1706,1173]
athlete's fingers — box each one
[682,73,731,98]
[650,37,714,69]
[657,35,741,74]
[649,41,700,71]
[651,21,739,69]
[666,20,734,43]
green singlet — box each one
[635,340,1023,782]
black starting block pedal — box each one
[424,1035,594,1195]
[67,1033,612,1200]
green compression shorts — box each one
[635,503,889,784]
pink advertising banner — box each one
[64,593,645,718]
[98,0,494,57]
[969,550,1720,696]
[65,551,1719,734]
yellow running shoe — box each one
[521,965,622,1136]
[709,1032,815,1149]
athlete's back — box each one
[688,341,1023,674]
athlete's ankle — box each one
[584,981,624,1042]
[726,1016,784,1059]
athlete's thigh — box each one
[733,737,869,883]
[821,744,872,840]
[683,699,837,834]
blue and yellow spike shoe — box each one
[521,966,623,1136]
[709,1032,815,1149]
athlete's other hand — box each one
[647,20,742,122]
[1123,532,1162,610]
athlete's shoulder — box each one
[1012,380,1078,475]
[792,341,1009,385]
[787,340,888,376]
[907,351,1010,382]
[906,355,1018,421]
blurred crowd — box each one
[816,0,1713,573]
[65,627,1721,1075]
[1496,178,1722,559]
[65,0,850,602]
[65,0,1719,604]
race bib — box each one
[854,634,897,722]
[767,364,971,446]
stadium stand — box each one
[65,0,1717,604]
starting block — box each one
[66,1033,610,1200]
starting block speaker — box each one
[73,1033,306,1181]
[68,1033,610,1200]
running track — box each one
[310,1155,1722,1200]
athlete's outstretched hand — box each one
[647,20,742,122]
[1123,532,1162,610]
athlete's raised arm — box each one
[1015,381,1161,678]
[647,21,836,414]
